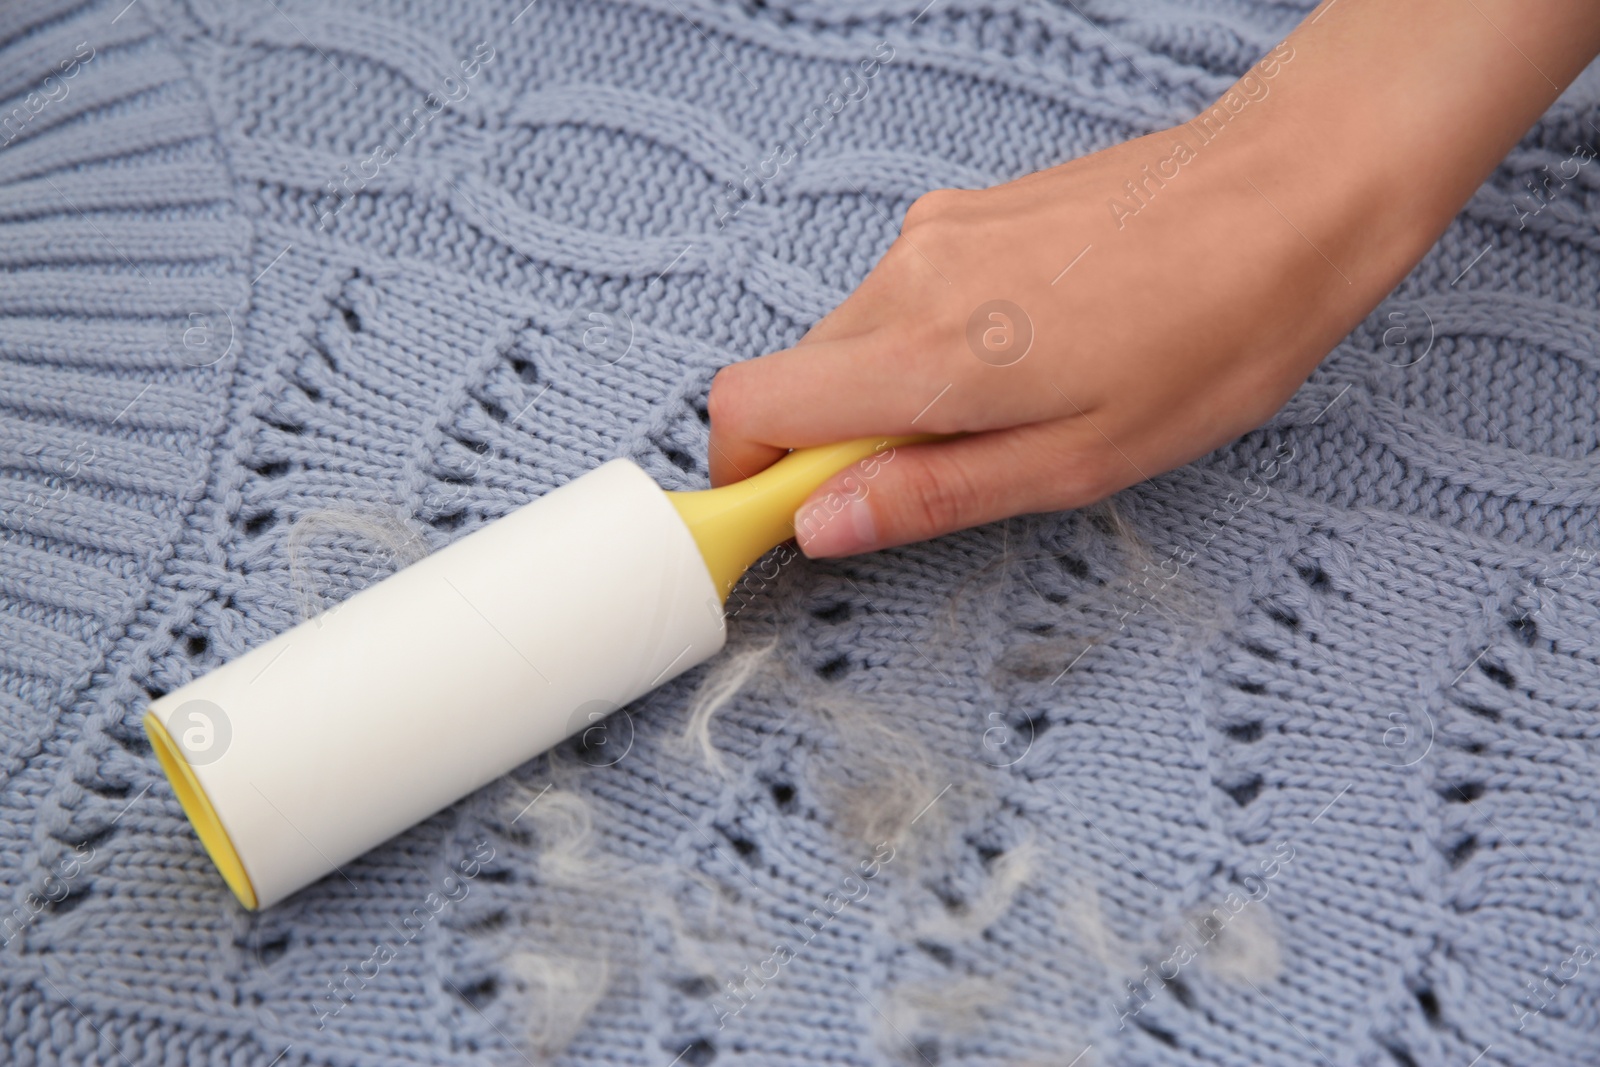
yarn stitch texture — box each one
[1,0,1598,1065]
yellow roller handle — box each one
[666,435,947,600]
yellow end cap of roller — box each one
[666,434,948,600]
[144,711,258,910]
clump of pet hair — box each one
[284,506,429,621]
[678,636,782,779]
[912,835,1040,943]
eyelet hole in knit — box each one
[245,459,292,479]
[1058,554,1091,581]
[452,975,499,1010]
[815,654,851,680]
[1440,781,1486,804]
[1219,774,1265,808]
[510,357,540,385]
[48,883,93,916]
[1166,975,1198,1010]
[1222,720,1264,743]
[241,512,278,537]
[1130,1016,1180,1048]
[674,1037,716,1067]
[477,396,509,423]
[1385,1042,1423,1067]
[1455,700,1501,723]
[1479,661,1516,690]
[57,824,116,853]
[1264,606,1300,634]
[1443,833,1480,870]
[1240,642,1278,664]
[722,830,759,862]
[1296,562,1336,595]
[1414,987,1443,1027]
[932,885,967,916]
[463,910,510,936]
[76,773,131,800]
[810,601,851,624]
[675,976,717,998]
[247,930,292,967]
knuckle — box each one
[892,189,979,289]
[898,452,984,536]
[1017,430,1125,515]
[1068,451,1139,508]
[876,237,935,289]
[1053,467,1116,511]
[902,187,966,231]
[706,364,747,432]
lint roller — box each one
[144,435,935,909]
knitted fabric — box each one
[2,0,1598,1065]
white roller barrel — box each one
[147,458,726,908]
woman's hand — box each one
[707,98,1405,557]
[706,0,1600,559]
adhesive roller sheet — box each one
[146,459,721,908]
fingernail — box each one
[794,491,877,558]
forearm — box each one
[1219,0,1600,305]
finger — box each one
[708,433,784,489]
[719,260,910,486]
[791,417,1143,558]
[708,329,1065,482]
[719,287,897,487]
[794,295,874,347]
[706,335,916,487]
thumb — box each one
[792,426,1091,558]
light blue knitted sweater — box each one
[2,1,1599,1065]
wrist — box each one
[1223,99,1427,310]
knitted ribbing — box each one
[1,1,1597,1066]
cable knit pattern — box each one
[2,1,1598,1065]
